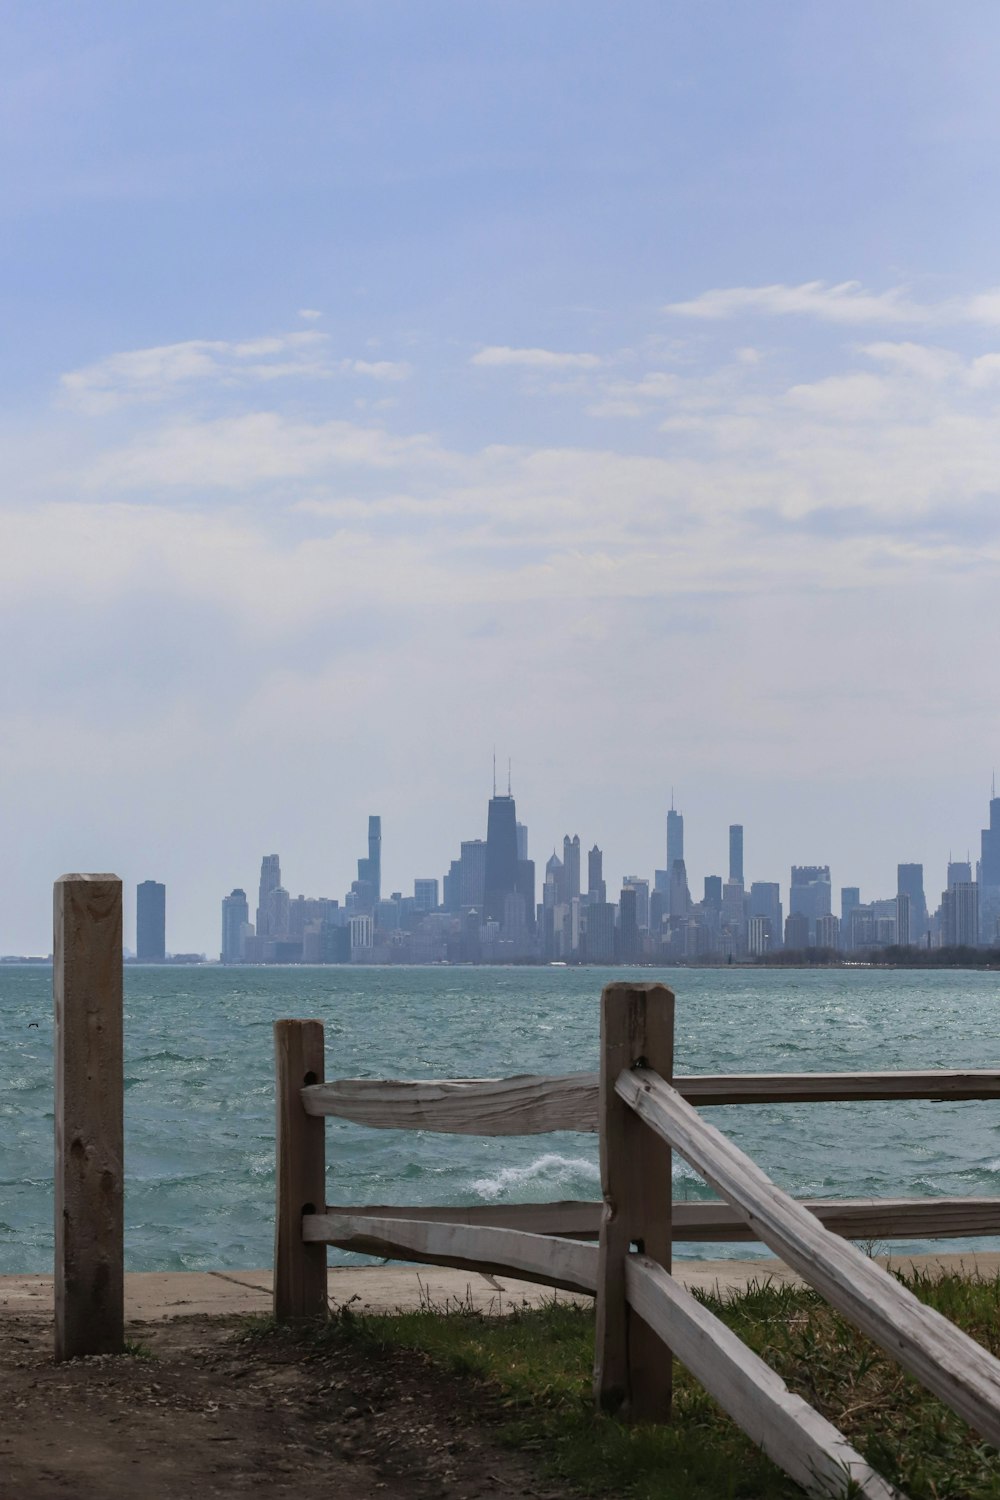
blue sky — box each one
[3,2,1000,951]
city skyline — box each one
[4,772,1000,957]
[18,775,990,962]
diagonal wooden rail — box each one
[617,1063,1000,1449]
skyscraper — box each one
[667,806,684,869]
[980,787,1000,945]
[516,822,529,862]
[257,855,281,936]
[484,790,519,923]
[459,839,487,909]
[896,865,927,947]
[357,815,382,904]
[136,880,166,962]
[749,882,782,950]
[789,866,832,944]
[588,845,606,902]
[729,825,744,886]
[618,886,639,961]
[563,835,581,901]
[221,888,250,963]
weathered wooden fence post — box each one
[274,1019,328,1320]
[53,874,124,1361]
[593,981,674,1422]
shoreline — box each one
[3,1252,998,1323]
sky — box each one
[3,1,1000,953]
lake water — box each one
[2,964,999,1273]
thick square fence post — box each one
[54,874,124,1360]
[593,981,674,1422]
[274,1019,328,1320]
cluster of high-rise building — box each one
[206,783,1000,966]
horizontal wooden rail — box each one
[302,1072,597,1133]
[618,1066,1000,1448]
[303,1212,598,1296]
[322,1196,1000,1243]
[302,1068,1000,1133]
[625,1256,901,1500]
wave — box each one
[471,1153,600,1201]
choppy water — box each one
[2,964,999,1273]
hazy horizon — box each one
[3,3,1000,953]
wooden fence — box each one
[275,981,1000,1500]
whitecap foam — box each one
[471,1153,600,1201]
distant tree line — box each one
[756,945,1000,969]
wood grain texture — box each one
[625,1257,903,1500]
[302,1067,1000,1132]
[274,1020,327,1321]
[302,1072,598,1133]
[319,1196,1000,1243]
[618,1066,1000,1448]
[593,982,674,1422]
[53,874,124,1361]
[303,1213,598,1295]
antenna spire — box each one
[507,757,512,796]
[492,748,496,798]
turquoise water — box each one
[2,964,999,1273]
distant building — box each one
[667,807,684,869]
[784,912,810,950]
[484,791,519,923]
[749,882,783,950]
[896,865,927,947]
[941,882,979,947]
[747,915,773,956]
[815,913,840,949]
[460,839,487,909]
[622,876,650,931]
[221,888,250,963]
[137,880,166,962]
[516,822,529,862]
[980,790,1000,946]
[584,902,617,963]
[257,855,281,937]
[789,866,832,944]
[357,816,382,905]
[947,860,972,889]
[563,835,581,901]
[618,887,640,962]
[413,879,439,913]
[841,887,861,931]
[729,825,744,886]
[588,845,606,903]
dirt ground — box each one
[0,1311,571,1500]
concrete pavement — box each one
[2,1252,998,1323]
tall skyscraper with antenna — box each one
[484,761,519,923]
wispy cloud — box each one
[60,330,411,413]
[470,345,601,370]
[664,281,933,325]
[664,280,1000,328]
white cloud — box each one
[298,308,323,321]
[60,330,411,412]
[470,345,601,370]
[82,411,445,490]
[664,280,1000,328]
[60,331,330,412]
[859,342,961,382]
[665,281,931,325]
[352,359,412,381]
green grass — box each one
[253,1269,1000,1500]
